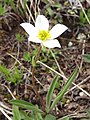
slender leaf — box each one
[9,100,43,113]
[49,67,78,111]
[46,76,59,112]
[47,7,53,16]
[19,111,32,120]
[23,52,31,63]
[0,4,6,15]
[23,0,27,12]
[30,110,43,120]
[18,5,24,16]
[12,105,21,120]
[11,0,16,12]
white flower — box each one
[20,15,68,48]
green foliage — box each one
[23,51,36,66]
[0,4,6,15]
[29,110,43,120]
[40,48,59,64]
[46,7,53,16]
[0,64,9,77]
[9,67,78,119]
[10,67,22,84]
[17,0,27,17]
[4,0,14,4]
[46,3,61,16]
[23,48,54,66]
[82,54,90,63]
[41,1,62,24]
[12,105,35,120]
[49,67,78,112]
[23,49,40,67]
[79,8,90,26]
[19,111,32,120]
[0,65,22,84]
[16,33,23,43]
[10,99,43,113]
[0,64,10,82]
[0,0,88,119]
[23,52,31,63]
[12,105,21,120]
[44,114,56,120]
[4,0,16,11]
[12,105,43,120]
[23,47,39,63]
[55,79,62,90]
[46,76,59,112]
[3,0,27,17]
[10,99,44,120]
[23,0,27,12]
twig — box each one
[11,42,20,69]
[3,85,16,100]
[37,0,40,15]
[58,112,87,120]
[50,50,65,76]
[65,75,90,94]
[3,109,12,115]
[37,60,90,97]
[6,53,43,87]
[0,107,12,120]
[79,40,86,73]
[0,102,12,111]
[26,2,35,23]
[19,0,29,20]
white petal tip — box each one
[50,24,68,39]
[43,39,61,48]
[20,23,25,27]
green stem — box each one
[31,45,42,93]
[32,66,35,87]
[50,50,65,76]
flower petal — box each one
[42,39,61,48]
[28,36,42,43]
[35,15,49,30]
[49,24,68,39]
[20,23,37,36]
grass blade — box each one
[12,105,21,120]
[49,67,78,111]
[9,100,43,113]
[46,76,59,112]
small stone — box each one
[43,84,50,92]
[68,41,73,47]
[79,92,86,97]
[77,33,86,40]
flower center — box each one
[37,30,51,41]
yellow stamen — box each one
[37,30,51,41]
